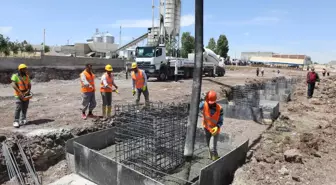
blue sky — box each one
[1,0,336,63]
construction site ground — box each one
[232,75,336,185]
[0,67,308,184]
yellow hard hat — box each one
[18,64,28,70]
[105,64,113,71]
[131,62,137,69]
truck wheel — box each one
[158,72,167,81]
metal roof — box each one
[250,56,305,65]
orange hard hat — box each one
[207,90,217,104]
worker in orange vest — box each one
[11,64,32,128]
[199,90,224,160]
[100,64,118,120]
[80,63,97,120]
[131,62,149,106]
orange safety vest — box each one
[131,70,145,89]
[100,73,113,93]
[202,102,222,133]
[80,70,95,93]
[14,74,31,101]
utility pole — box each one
[152,0,155,30]
[184,0,204,159]
[43,29,45,55]
[119,25,122,48]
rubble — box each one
[284,149,303,163]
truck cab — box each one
[135,46,168,80]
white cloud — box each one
[108,14,195,28]
[0,26,12,35]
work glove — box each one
[210,127,219,136]
[132,89,136,96]
[142,86,147,92]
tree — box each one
[44,45,50,53]
[9,41,20,54]
[25,44,34,53]
[181,32,195,58]
[0,34,10,55]
[206,38,216,51]
[216,34,229,58]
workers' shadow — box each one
[26,119,54,126]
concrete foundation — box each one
[64,127,248,185]
[48,173,97,185]
[216,100,280,122]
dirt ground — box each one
[0,67,306,184]
[232,75,336,185]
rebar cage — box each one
[113,102,189,179]
[231,77,300,106]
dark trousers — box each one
[136,88,149,105]
[101,92,112,106]
[307,82,316,98]
[15,99,29,122]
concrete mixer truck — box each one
[134,46,226,81]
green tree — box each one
[9,41,20,54]
[44,45,50,53]
[181,32,195,58]
[206,38,216,51]
[216,34,229,58]
[0,34,10,55]
[25,44,34,53]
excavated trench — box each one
[0,76,301,184]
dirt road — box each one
[0,67,304,136]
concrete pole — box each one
[43,29,45,55]
[184,0,203,159]
[119,25,122,48]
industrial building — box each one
[249,55,312,67]
[60,29,119,58]
[242,51,312,67]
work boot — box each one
[101,106,107,120]
[211,151,219,161]
[208,150,212,159]
[106,106,112,118]
[82,112,87,120]
[87,111,96,118]
[13,121,20,128]
[20,119,27,126]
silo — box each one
[103,32,115,44]
[93,34,102,43]
[164,0,176,36]
[174,0,181,35]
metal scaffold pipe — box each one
[184,0,204,158]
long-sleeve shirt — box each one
[199,101,224,127]
[101,73,116,88]
[132,70,148,90]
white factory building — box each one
[60,29,119,58]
